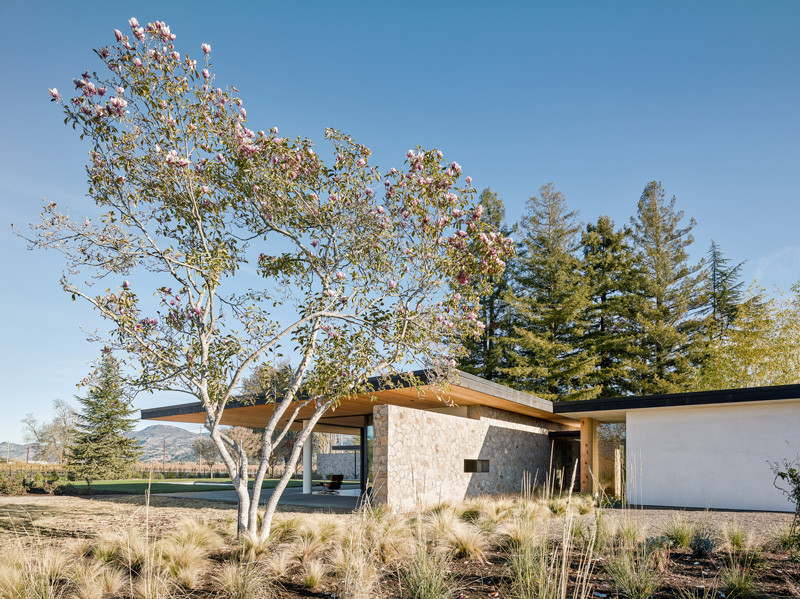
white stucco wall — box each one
[626,400,800,512]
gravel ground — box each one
[0,494,794,549]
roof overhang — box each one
[553,383,800,423]
[140,369,578,433]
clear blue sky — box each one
[1,1,798,444]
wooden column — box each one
[580,418,598,494]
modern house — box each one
[141,370,799,513]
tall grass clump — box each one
[723,524,749,552]
[334,507,381,599]
[0,545,72,599]
[663,516,693,549]
[439,520,489,561]
[70,559,126,599]
[720,562,756,598]
[399,545,455,599]
[605,541,664,599]
[507,500,595,599]
[213,562,275,599]
[301,559,328,590]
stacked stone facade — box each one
[316,451,360,480]
[372,404,572,511]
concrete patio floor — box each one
[154,483,362,510]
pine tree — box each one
[580,216,645,397]
[68,354,142,483]
[504,183,599,401]
[629,181,706,394]
[707,240,745,337]
[458,188,516,383]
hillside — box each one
[1,425,204,464]
[129,425,206,463]
[0,442,33,462]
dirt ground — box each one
[0,494,797,599]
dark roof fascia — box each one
[140,369,552,421]
[553,383,800,415]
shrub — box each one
[0,473,26,495]
[690,523,719,558]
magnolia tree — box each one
[26,19,511,539]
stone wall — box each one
[316,451,360,480]
[372,404,572,511]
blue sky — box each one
[1,1,798,444]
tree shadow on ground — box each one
[80,492,354,514]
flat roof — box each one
[553,382,800,422]
[141,373,800,430]
[140,369,577,432]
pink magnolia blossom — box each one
[466,176,472,185]
[201,43,211,54]
[357,158,366,166]
[133,57,142,67]
[48,88,60,102]
[388,280,397,289]
[216,153,226,163]
[114,29,123,41]
[311,239,319,247]
[202,68,210,78]
[336,271,346,280]
[129,17,139,28]
[123,280,130,289]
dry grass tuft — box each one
[69,559,126,599]
[301,558,328,590]
[213,561,275,599]
[163,518,223,553]
[440,520,489,561]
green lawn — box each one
[60,477,320,495]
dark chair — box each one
[316,474,344,494]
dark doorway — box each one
[550,432,580,493]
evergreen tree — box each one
[68,354,142,483]
[706,240,745,337]
[580,216,646,397]
[700,284,800,390]
[504,183,599,401]
[458,188,515,383]
[629,181,706,394]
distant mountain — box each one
[0,442,33,462]
[0,424,202,465]
[128,424,207,463]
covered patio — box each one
[141,370,577,508]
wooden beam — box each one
[580,417,597,494]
